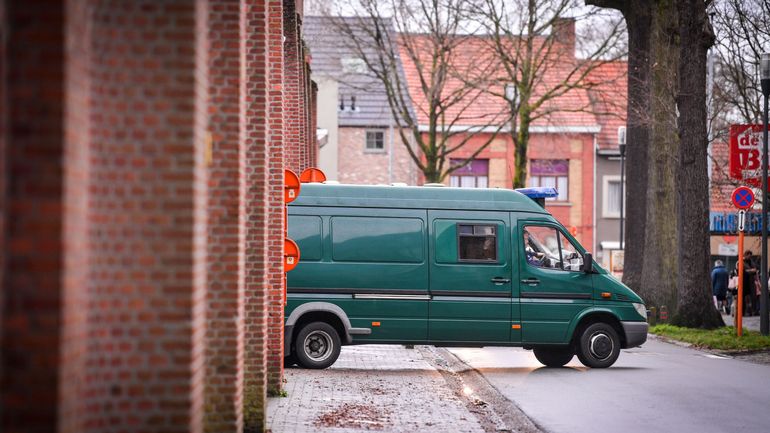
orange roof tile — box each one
[398,33,607,130]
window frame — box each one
[456,223,498,263]
[602,175,623,218]
[364,130,386,153]
[529,159,569,201]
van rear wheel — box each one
[294,321,341,369]
[533,346,574,367]
[575,322,620,368]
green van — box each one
[285,184,648,369]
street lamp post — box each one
[760,53,770,336]
[618,126,627,250]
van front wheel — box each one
[575,322,620,368]
[533,347,574,367]
[294,321,341,369]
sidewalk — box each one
[721,312,760,331]
[267,345,486,433]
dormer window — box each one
[341,57,368,74]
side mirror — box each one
[583,252,593,273]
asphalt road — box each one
[449,338,770,433]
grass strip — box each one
[650,324,770,351]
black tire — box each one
[284,353,297,368]
[533,346,574,367]
[294,321,341,369]
[575,322,621,368]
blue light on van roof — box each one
[515,187,558,199]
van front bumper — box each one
[621,321,649,348]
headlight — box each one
[632,302,647,319]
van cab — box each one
[285,184,648,369]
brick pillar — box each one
[1,1,66,431]
[266,0,286,395]
[0,0,7,379]
[204,1,245,431]
[241,0,270,430]
[310,80,318,166]
[65,2,207,432]
[60,0,91,431]
[283,0,302,173]
[303,57,313,168]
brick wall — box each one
[2,2,66,431]
[266,0,286,396]
[204,1,244,431]
[0,0,7,390]
[241,0,270,430]
[338,127,417,185]
[310,80,318,166]
[69,2,207,431]
[283,0,302,173]
[0,1,316,432]
[60,0,90,431]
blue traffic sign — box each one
[732,186,755,209]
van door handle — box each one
[490,277,511,284]
[520,278,540,286]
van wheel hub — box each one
[589,333,613,360]
[304,330,333,361]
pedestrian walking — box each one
[711,260,729,313]
[743,251,758,316]
[727,268,738,315]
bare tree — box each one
[326,0,509,183]
[708,0,770,205]
[466,0,626,188]
[674,0,724,328]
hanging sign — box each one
[729,124,765,187]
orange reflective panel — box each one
[284,238,300,272]
[285,169,300,203]
[300,167,327,183]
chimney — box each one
[552,17,575,57]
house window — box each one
[365,130,385,152]
[603,175,624,218]
[449,159,489,188]
[530,159,568,201]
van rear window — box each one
[457,224,497,262]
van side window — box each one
[523,225,583,271]
[457,224,497,262]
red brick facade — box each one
[0,1,317,432]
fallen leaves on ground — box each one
[314,403,391,430]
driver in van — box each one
[523,229,545,267]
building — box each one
[1,1,316,432]
[586,60,628,270]
[398,20,602,247]
[304,16,418,185]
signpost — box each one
[731,186,755,336]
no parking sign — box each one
[731,186,755,210]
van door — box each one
[428,210,512,343]
[517,222,593,344]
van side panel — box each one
[427,210,512,343]
[287,207,429,342]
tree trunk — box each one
[673,0,724,328]
[619,1,652,295]
[512,109,532,189]
[639,0,679,312]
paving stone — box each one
[267,345,485,433]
